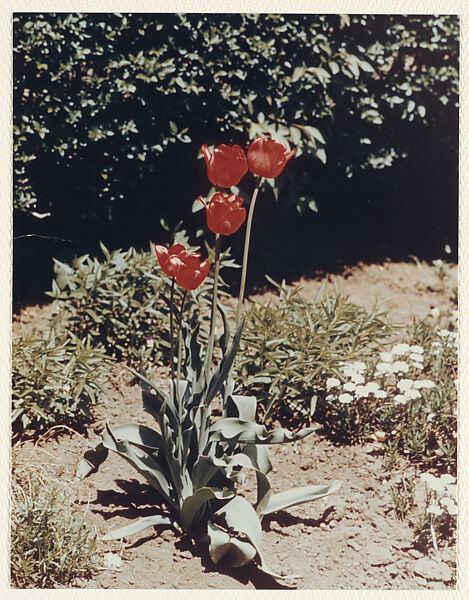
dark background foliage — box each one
[13,13,459,303]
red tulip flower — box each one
[155,243,192,278]
[175,253,211,291]
[247,137,296,178]
[201,144,248,188]
[155,243,210,291]
[199,192,246,236]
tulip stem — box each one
[176,290,188,412]
[205,233,222,381]
[236,177,262,330]
[169,277,176,382]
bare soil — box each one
[11,260,458,590]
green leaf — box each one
[102,514,175,540]
[262,480,342,515]
[209,418,320,444]
[101,424,176,507]
[180,487,234,530]
[206,521,257,567]
[76,442,109,477]
[225,394,257,421]
[205,319,245,406]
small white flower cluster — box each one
[421,472,457,517]
[394,378,436,405]
[431,329,458,355]
[326,361,386,404]
[375,343,424,375]
[324,341,437,409]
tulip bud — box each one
[247,137,296,178]
[201,192,247,236]
[201,144,248,188]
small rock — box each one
[102,552,122,570]
[386,564,400,577]
[408,549,424,559]
[426,581,446,590]
[322,494,346,521]
[368,545,394,566]
[343,526,361,538]
[347,540,361,552]
[414,575,428,587]
[414,557,453,582]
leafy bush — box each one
[12,328,108,437]
[13,14,458,302]
[47,242,238,369]
[11,470,99,588]
[236,281,395,422]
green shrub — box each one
[235,281,395,423]
[13,14,458,283]
[11,470,99,588]
[12,328,108,437]
[47,242,238,369]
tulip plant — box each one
[78,137,341,583]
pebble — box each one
[367,545,394,566]
[413,557,453,582]
[386,564,400,577]
[322,495,346,521]
[347,540,361,552]
[102,552,123,570]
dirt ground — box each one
[12,260,458,590]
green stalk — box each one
[176,290,188,417]
[205,234,222,381]
[169,277,176,381]
[235,177,262,330]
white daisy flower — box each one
[343,381,356,392]
[440,497,457,515]
[338,393,353,404]
[410,345,424,354]
[419,380,436,389]
[440,474,456,486]
[351,373,365,385]
[355,385,368,398]
[427,504,443,516]
[397,379,414,392]
[411,362,424,370]
[365,382,380,394]
[325,394,336,402]
[379,351,394,363]
[409,352,424,362]
[351,361,367,372]
[403,389,421,400]
[392,361,409,373]
[426,477,446,493]
[392,343,411,356]
[376,362,392,374]
[446,484,457,499]
[426,412,436,422]
[394,394,407,405]
[326,377,341,390]
[429,307,440,318]
[439,329,450,338]
[342,366,357,379]
[375,389,387,399]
